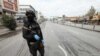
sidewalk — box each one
[0,26,22,37]
[64,22,100,32]
[0,22,45,37]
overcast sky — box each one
[19,0,100,17]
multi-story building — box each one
[0,0,18,15]
[0,0,18,25]
[15,5,39,23]
[15,5,36,19]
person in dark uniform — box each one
[22,10,44,56]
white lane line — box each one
[58,45,68,56]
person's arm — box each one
[37,24,44,41]
[22,28,32,40]
[22,18,33,40]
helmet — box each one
[26,10,35,16]
[25,10,37,21]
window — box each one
[8,0,15,3]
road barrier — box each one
[64,22,100,32]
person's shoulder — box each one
[22,17,29,27]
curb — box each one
[0,22,45,37]
[0,27,22,37]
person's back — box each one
[22,10,44,56]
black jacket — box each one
[22,17,43,42]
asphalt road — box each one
[0,21,100,56]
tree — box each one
[1,14,17,30]
[86,6,96,20]
[98,14,100,24]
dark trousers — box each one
[27,41,44,56]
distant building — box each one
[66,16,79,21]
[37,12,46,23]
[15,5,42,23]
[37,12,43,20]
[92,12,100,20]
[15,5,36,19]
[91,12,100,24]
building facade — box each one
[92,12,100,25]
[0,0,18,25]
[0,0,18,15]
[15,5,36,19]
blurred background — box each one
[0,0,100,56]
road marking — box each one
[58,45,68,56]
